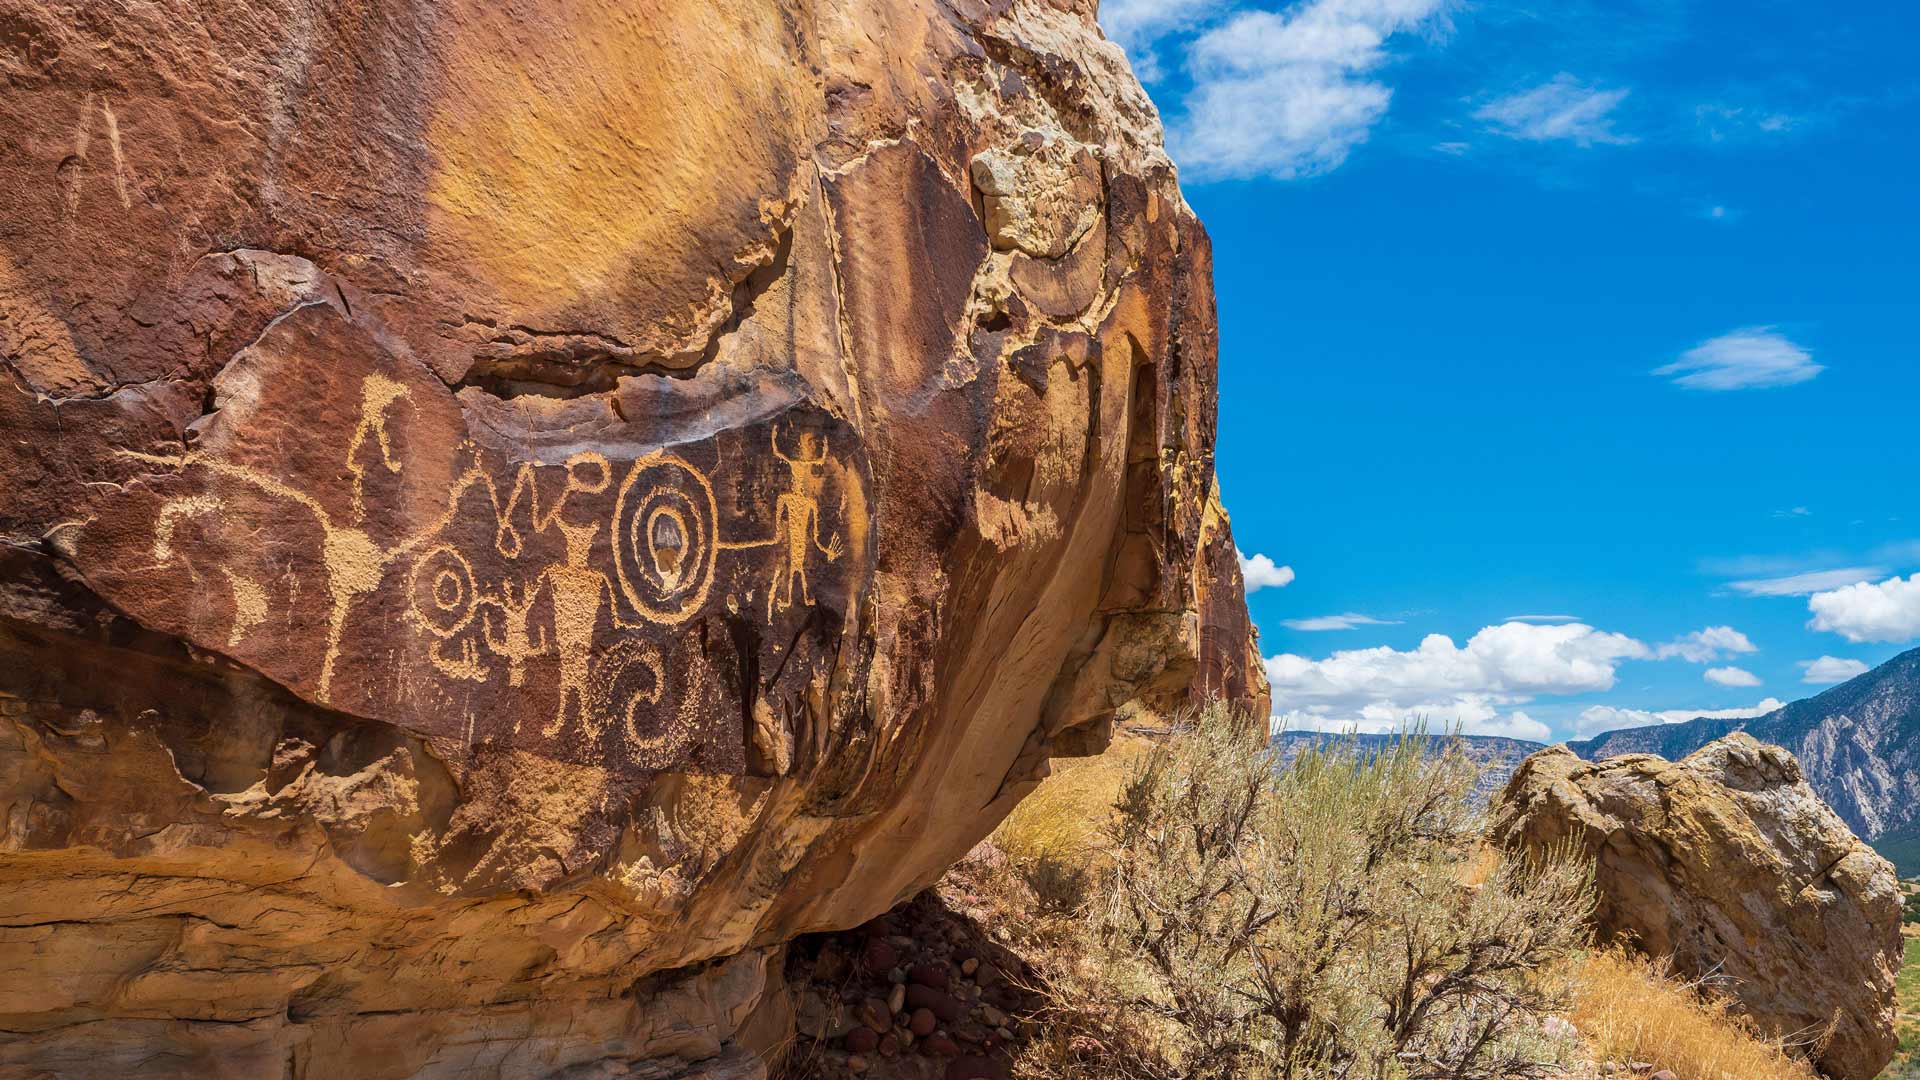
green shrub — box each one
[1066,705,1593,1080]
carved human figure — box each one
[533,453,633,740]
[767,428,843,619]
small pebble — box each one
[887,983,906,1015]
[847,1054,869,1074]
[910,1007,938,1037]
[922,1034,962,1058]
[961,957,980,976]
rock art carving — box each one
[0,0,1267,1072]
[125,372,858,767]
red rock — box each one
[909,963,951,990]
[856,997,892,1032]
[879,1033,902,1058]
[907,984,962,1023]
[844,1026,880,1054]
[861,939,898,975]
[909,1008,938,1037]
[922,1035,962,1058]
[0,0,1259,1071]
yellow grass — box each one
[1568,949,1818,1080]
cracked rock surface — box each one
[1491,734,1903,1080]
[0,0,1264,1075]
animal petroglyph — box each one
[116,373,857,761]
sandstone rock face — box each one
[1491,735,1903,1080]
[0,0,1259,1075]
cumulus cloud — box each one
[1168,0,1452,180]
[1237,549,1296,592]
[1283,613,1400,631]
[1808,574,1920,643]
[1266,620,1648,739]
[1728,567,1884,597]
[1654,626,1757,663]
[1574,698,1786,739]
[1474,74,1633,146]
[1801,656,1870,684]
[1655,327,1822,390]
[1704,666,1762,688]
[1100,0,1225,80]
[1504,614,1581,624]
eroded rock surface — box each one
[1491,735,1903,1080]
[0,0,1261,1075]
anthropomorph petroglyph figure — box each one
[345,374,409,520]
[765,427,843,619]
[527,453,638,740]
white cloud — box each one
[1504,614,1581,624]
[1237,549,1296,592]
[1695,103,1801,142]
[1100,0,1225,80]
[1273,700,1551,742]
[1654,625,1757,663]
[1801,656,1869,684]
[1728,567,1885,597]
[1574,698,1786,739]
[1168,0,1452,181]
[1267,620,1648,739]
[1655,327,1822,390]
[1474,74,1633,146]
[1808,574,1920,643]
[1283,612,1400,631]
[1704,666,1762,688]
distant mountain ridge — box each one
[1269,731,1546,805]
[1273,646,1920,874]
[1569,646,1920,873]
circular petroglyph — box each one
[408,545,477,637]
[612,453,717,625]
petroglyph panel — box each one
[70,303,868,776]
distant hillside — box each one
[1570,645,1920,874]
[1269,731,1544,805]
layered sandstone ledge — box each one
[0,0,1261,1074]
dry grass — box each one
[1568,949,1819,1080]
[1891,926,1920,1079]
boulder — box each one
[0,0,1261,1074]
[1491,734,1903,1080]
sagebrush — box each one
[1045,706,1594,1080]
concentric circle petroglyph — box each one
[408,545,478,637]
[612,453,717,625]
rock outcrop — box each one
[0,0,1260,1075]
[1571,645,1920,874]
[1491,735,1903,1080]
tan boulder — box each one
[0,0,1258,1074]
[1490,734,1903,1080]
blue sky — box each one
[1099,0,1920,741]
